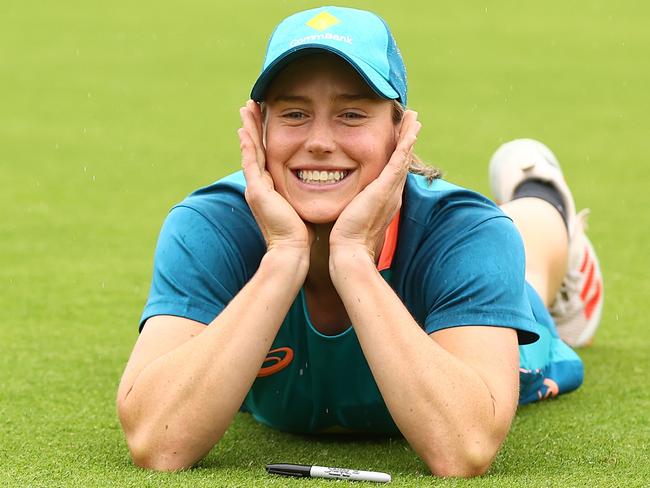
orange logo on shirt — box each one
[257,347,294,377]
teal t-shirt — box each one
[244,287,398,433]
[140,171,582,434]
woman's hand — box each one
[329,110,421,263]
[238,100,313,253]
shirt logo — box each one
[257,347,294,377]
[306,11,341,31]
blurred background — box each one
[1,1,648,485]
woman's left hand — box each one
[329,110,421,263]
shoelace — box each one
[551,209,591,319]
[551,269,583,318]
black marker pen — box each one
[266,463,391,483]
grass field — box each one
[2,0,649,486]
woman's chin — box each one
[296,207,344,226]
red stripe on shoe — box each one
[579,247,590,273]
[585,280,602,320]
[580,262,595,301]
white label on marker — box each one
[310,465,391,483]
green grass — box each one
[1,0,649,486]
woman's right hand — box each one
[238,100,313,254]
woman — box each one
[116,6,603,477]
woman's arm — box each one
[117,101,311,471]
[328,110,518,476]
[329,252,519,477]
[117,248,308,471]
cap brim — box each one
[251,45,399,103]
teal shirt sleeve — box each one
[139,175,265,330]
[422,214,539,343]
[396,176,540,344]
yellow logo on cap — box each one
[306,11,341,31]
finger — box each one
[398,109,416,136]
[380,111,421,190]
[394,112,421,172]
[245,100,266,168]
[398,110,421,150]
[239,104,263,155]
[247,100,265,143]
[239,103,266,171]
[238,127,263,183]
[393,110,419,160]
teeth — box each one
[297,170,348,184]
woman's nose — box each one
[304,119,336,155]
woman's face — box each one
[263,53,398,224]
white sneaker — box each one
[488,138,576,236]
[550,209,604,347]
[488,138,604,347]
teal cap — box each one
[251,6,407,105]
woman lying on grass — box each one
[117,6,603,477]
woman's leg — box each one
[500,197,568,307]
[489,138,604,347]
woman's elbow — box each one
[125,430,202,472]
[421,440,497,478]
[426,456,491,478]
[130,448,197,472]
[117,404,203,471]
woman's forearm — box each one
[117,248,309,470]
[329,250,516,477]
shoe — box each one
[550,209,604,347]
[488,138,604,347]
[488,138,576,236]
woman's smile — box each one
[294,169,350,186]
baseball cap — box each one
[250,6,407,105]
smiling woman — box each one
[116,5,603,477]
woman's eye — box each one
[341,112,366,122]
[283,111,306,120]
